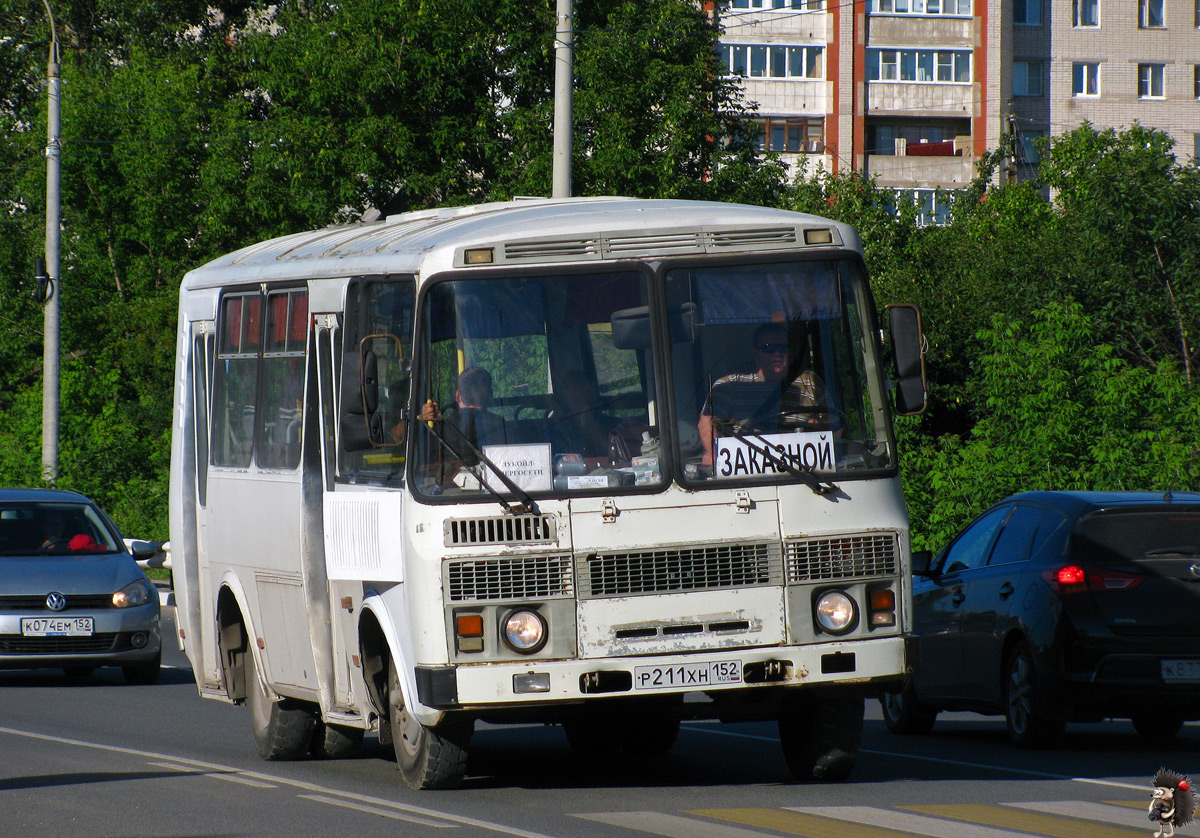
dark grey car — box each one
[883,490,1200,746]
[0,488,161,684]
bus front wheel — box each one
[778,687,863,782]
[248,666,315,760]
[388,659,470,789]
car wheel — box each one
[1131,713,1184,743]
[311,722,364,759]
[247,664,315,760]
[778,687,864,782]
[123,649,162,685]
[62,665,94,681]
[880,683,938,735]
[1004,641,1064,748]
[388,658,470,789]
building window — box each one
[871,0,971,16]
[721,44,824,79]
[889,189,956,226]
[867,48,970,83]
[1013,61,1043,96]
[1139,64,1165,98]
[1073,0,1099,26]
[1139,0,1165,27]
[731,0,824,10]
[1072,62,1100,96]
[1014,0,1040,25]
[1195,64,1200,98]
[756,117,825,153]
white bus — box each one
[169,197,927,789]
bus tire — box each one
[248,666,315,761]
[311,722,364,759]
[778,688,863,783]
[389,659,470,789]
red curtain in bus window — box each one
[290,292,308,351]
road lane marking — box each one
[299,794,456,827]
[903,803,1147,838]
[0,726,553,838]
[691,807,927,837]
[790,805,1041,838]
[147,760,277,788]
[578,811,775,838]
[1005,800,1151,829]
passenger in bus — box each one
[697,323,831,467]
[419,366,507,454]
[546,369,619,458]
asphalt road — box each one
[1,606,1196,838]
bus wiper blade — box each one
[716,421,840,497]
[423,416,540,515]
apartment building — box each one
[717,0,1200,203]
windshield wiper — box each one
[714,420,841,497]
[422,415,540,515]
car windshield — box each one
[665,258,894,483]
[412,270,664,499]
[0,502,121,556]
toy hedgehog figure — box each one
[1149,768,1194,838]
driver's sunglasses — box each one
[754,343,789,355]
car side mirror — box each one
[887,303,928,416]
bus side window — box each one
[211,294,260,468]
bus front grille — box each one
[580,542,782,598]
[786,534,898,582]
[446,555,574,602]
[444,514,557,547]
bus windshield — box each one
[411,258,892,500]
[412,270,666,499]
[667,258,894,483]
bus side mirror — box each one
[912,549,934,577]
[887,303,927,416]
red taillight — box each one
[1042,564,1143,594]
[1058,565,1086,586]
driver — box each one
[697,323,830,467]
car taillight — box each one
[1042,564,1143,594]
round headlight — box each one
[502,610,547,654]
[815,591,856,634]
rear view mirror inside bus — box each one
[611,303,698,349]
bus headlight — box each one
[815,591,856,634]
[502,609,547,654]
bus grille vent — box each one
[580,542,782,598]
[444,514,557,547]
[786,534,898,583]
[447,555,574,602]
[709,227,799,248]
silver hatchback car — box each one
[0,488,161,684]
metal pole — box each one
[551,0,573,198]
[42,0,61,485]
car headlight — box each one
[815,590,856,634]
[501,609,547,654]
[113,578,154,608]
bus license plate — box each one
[634,660,742,691]
[1162,659,1200,682]
[21,617,94,637]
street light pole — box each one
[551,0,573,198]
[42,0,61,485]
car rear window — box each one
[1073,509,1200,563]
